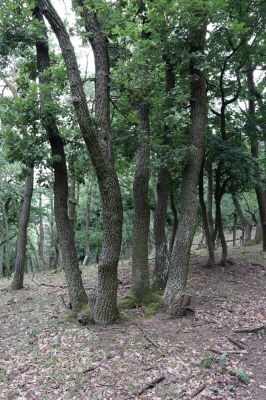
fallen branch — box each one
[32,278,67,289]
[137,375,165,396]
[226,336,245,350]
[233,324,265,333]
[208,347,247,355]
[191,383,208,398]
[251,262,265,269]
[83,365,99,374]
[135,321,166,356]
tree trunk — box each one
[207,165,214,243]
[232,194,252,243]
[132,103,151,303]
[35,8,88,312]
[38,192,45,268]
[68,176,77,232]
[255,222,263,242]
[38,0,123,324]
[214,166,227,265]
[12,167,34,289]
[199,164,215,267]
[233,212,237,247]
[153,58,175,290]
[83,182,91,266]
[246,68,266,251]
[169,188,178,256]
[164,16,207,314]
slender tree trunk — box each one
[132,103,151,303]
[68,176,77,232]
[83,183,91,266]
[232,194,252,243]
[246,68,266,251]
[169,188,178,256]
[35,8,88,312]
[199,164,215,267]
[255,221,263,242]
[164,16,207,314]
[38,0,123,324]
[38,192,45,268]
[153,58,175,290]
[12,167,34,290]
[207,165,214,242]
[214,166,227,265]
[233,212,237,247]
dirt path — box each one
[0,245,265,400]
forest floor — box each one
[0,244,265,400]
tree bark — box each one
[169,188,178,256]
[246,68,266,251]
[214,165,227,265]
[35,8,88,312]
[38,0,123,324]
[132,103,151,303]
[199,164,215,267]
[164,16,207,314]
[232,194,252,243]
[12,167,34,289]
[68,176,77,232]
[38,192,45,268]
[153,58,175,290]
[233,212,237,247]
[83,182,91,266]
[207,164,214,243]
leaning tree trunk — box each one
[12,167,34,290]
[35,8,88,312]
[164,16,207,314]
[199,164,215,267]
[232,194,252,243]
[246,68,266,251]
[38,0,123,324]
[153,58,175,290]
[131,103,151,303]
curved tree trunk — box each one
[38,0,123,324]
[12,167,34,290]
[35,8,88,312]
[199,164,215,267]
[164,16,207,314]
[68,176,77,233]
[232,194,252,243]
[132,103,151,303]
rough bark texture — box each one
[153,59,175,290]
[232,194,252,243]
[164,18,207,314]
[35,8,88,312]
[12,168,34,290]
[132,103,151,302]
[38,0,123,323]
[199,165,215,267]
[247,68,266,251]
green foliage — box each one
[232,368,250,385]
[199,354,216,369]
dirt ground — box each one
[0,244,265,400]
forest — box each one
[0,0,265,399]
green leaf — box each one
[232,368,249,385]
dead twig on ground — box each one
[191,383,208,398]
[233,324,265,333]
[33,278,67,289]
[225,336,245,350]
[135,321,166,356]
[137,375,165,396]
